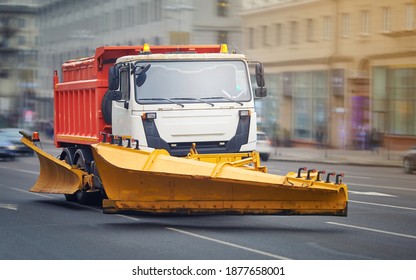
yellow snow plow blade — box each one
[21,137,83,195]
[91,142,348,216]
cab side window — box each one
[120,68,129,100]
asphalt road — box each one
[0,146,415,260]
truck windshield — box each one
[134,60,251,105]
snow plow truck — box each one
[21,44,348,216]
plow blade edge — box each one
[91,143,348,216]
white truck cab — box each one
[105,45,267,156]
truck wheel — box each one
[260,153,269,161]
[403,159,412,174]
[91,160,107,200]
[75,189,88,204]
[74,149,92,204]
[62,153,78,202]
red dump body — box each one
[53,45,222,148]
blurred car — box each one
[0,128,34,156]
[0,136,16,161]
[403,146,416,174]
[256,131,272,161]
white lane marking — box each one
[9,187,54,199]
[348,191,397,197]
[166,227,291,260]
[349,200,416,211]
[0,203,18,211]
[0,165,38,175]
[346,175,373,179]
[327,222,416,240]
[10,186,107,214]
[7,185,140,218]
[348,183,416,192]
[116,214,140,221]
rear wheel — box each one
[74,148,93,204]
[260,153,269,162]
[75,148,104,205]
[62,152,78,202]
[91,160,107,201]
[403,159,413,174]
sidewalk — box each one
[269,146,404,167]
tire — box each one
[403,159,412,174]
[75,189,88,205]
[260,153,269,162]
[91,160,107,200]
[101,90,113,125]
[74,149,91,204]
[62,152,78,202]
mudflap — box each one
[21,137,83,195]
[91,142,348,216]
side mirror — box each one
[255,63,265,88]
[255,87,267,98]
[136,73,147,88]
[108,66,119,90]
[111,90,122,101]
[254,62,267,98]
[135,64,151,88]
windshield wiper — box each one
[201,96,244,106]
[137,98,184,107]
[171,97,214,107]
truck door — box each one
[112,66,131,137]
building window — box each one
[323,16,331,40]
[217,30,228,44]
[127,6,134,25]
[306,19,314,41]
[18,35,26,45]
[247,27,254,49]
[361,10,370,35]
[292,71,328,140]
[275,23,282,45]
[18,18,26,28]
[262,25,268,46]
[140,2,148,24]
[290,21,298,44]
[154,0,162,21]
[217,0,229,17]
[406,3,415,30]
[255,74,280,138]
[372,67,416,135]
[115,9,122,29]
[382,7,391,32]
[342,13,349,37]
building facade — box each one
[35,0,243,125]
[0,1,38,128]
[242,0,416,150]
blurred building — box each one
[35,0,243,126]
[242,0,416,150]
[0,1,38,128]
